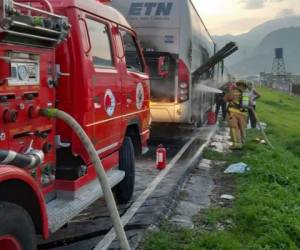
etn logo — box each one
[129,2,173,16]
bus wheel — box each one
[194,120,202,128]
[194,115,203,128]
[116,137,135,204]
[0,202,36,250]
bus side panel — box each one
[110,0,216,125]
[186,1,216,123]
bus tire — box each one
[116,137,135,204]
[194,114,203,128]
[0,202,36,250]
[194,119,202,128]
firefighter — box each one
[247,81,261,128]
[224,80,249,150]
[215,91,227,121]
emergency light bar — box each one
[0,0,70,47]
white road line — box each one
[94,125,217,250]
[188,125,218,166]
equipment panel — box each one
[8,53,40,86]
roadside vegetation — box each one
[142,87,300,250]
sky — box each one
[192,0,300,35]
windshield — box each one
[144,52,177,102]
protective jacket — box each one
[225,88,249,113]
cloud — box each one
[276,8,296,18]
[241,0,286,10]
[241,0,267,9]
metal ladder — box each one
[0,0,70,47]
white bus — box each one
[110,0,224,125]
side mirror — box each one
[158,56,169,78]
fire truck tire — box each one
[0,202,37,250]
[116,137,135,204]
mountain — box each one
[230,27,300,75]
[214,15,300,75]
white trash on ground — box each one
[247,121,251,129]
[257,122,267,130]
[224,162,250,174]
[220,194,235,200]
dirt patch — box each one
[191,160,236,232]
[210,161,235,207]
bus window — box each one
[143,52,177,103]
[201,48,210,79]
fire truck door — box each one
[85,18,122,155]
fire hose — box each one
[40,108,130,250]
[250,107,274,149]
[0,149,44,169]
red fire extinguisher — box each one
[207,111,216,125]
[156,144,166,170]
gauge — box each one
[18,65,29,81]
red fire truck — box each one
[0,0,150,249]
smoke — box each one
[190,79,218,123]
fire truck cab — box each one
[0,0,150,249]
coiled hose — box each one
[40,109,130,250]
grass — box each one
[142,87,300,250]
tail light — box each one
[178,59,190,103]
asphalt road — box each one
[38,124,214,250]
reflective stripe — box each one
[96,142,119,155]
[228,108,247,116]
[231,128,238,144]
[242,93,250,108]
[85,109,149,127]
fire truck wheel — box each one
[116,137,135,204]
[0,202,37,250]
